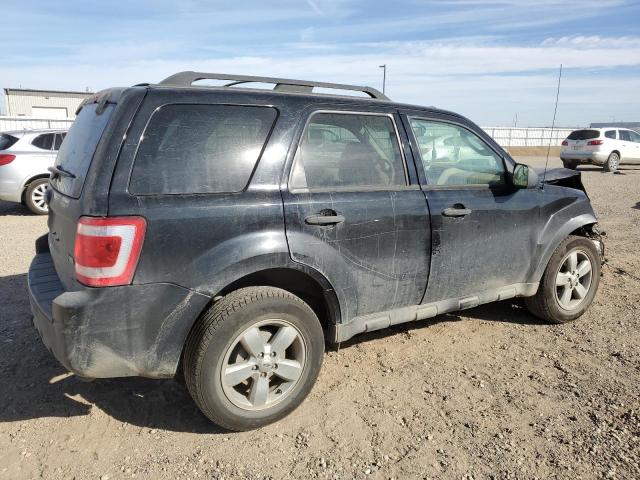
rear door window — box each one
[130,104,277,195]
[289,112,407,190]
[0,133,19,151]
[50,103,115,198]
[32,133,54,150]
[568,130,600,140]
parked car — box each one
[560,127,640,172]
[28,72,604,431]
[0,129,67,214]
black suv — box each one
[28,72,604,431]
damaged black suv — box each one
[28,72,604,431]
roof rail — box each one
[157,71,390,100]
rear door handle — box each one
[305,212,345,225]
[442,207,472,217]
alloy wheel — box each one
[221,319,306,411]
[555,249,593,310]
[31,183,48,212]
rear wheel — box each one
[603,152,620,172]
[25,179,49,215]
[183,287,324,431]
[525,236,600,324]
[561,159,577,169]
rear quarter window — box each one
[129,104,277,195]
[604,130,616,139]
[568,130,600,140]
[0,133,19,151]
[32,133,54,150]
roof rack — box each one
[158,71,390,100]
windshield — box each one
[50,103,114,198]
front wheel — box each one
[525,236,601,324]
[25,178,49,215]
[183,287,324,431]
[603,152,620,172]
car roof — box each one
[143,83,465,121]
[122,70,467,121]
[575,127,631,131]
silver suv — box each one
[560,128,640,172]
[0,129,67,214]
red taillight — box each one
[0,154,16,166]
[561,140,569,146]
[74,216,146,287]
[588,140,604,145]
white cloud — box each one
[541,35,640,49]
[2,35,639,126]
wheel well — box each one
[21,174,49,203]
[218,268,337,331]
[175,268,339,381]
[570,222,599,239]
[610,150,620,157]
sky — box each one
[2,0,640,126]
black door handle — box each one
[305,211,345,225]
[442,206,472,217]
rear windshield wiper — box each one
[48,165,76,179]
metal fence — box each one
[0,115,579,148]
[482,126,578,147]
[0,116,74,132]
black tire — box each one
[183,286,324,431]
[561,159,577,170]
[25,178,49,215]
[603,152,620,172]
[525,236,600,324]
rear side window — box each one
[567,130,599,140]
[604,130,616,139]
[32,133,54,150]
[51,103,115,198]
[130,104,277,195]
[0,133,19,151]
[289,112,406,190]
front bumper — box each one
[28,237,210,378]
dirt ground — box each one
[1,156,638,480]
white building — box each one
[3,88,93,119]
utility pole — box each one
[379,64,387,94]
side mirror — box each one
[512,163,539,189]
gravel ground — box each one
[1,156,638,480]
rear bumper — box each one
[0,180,22,202]
[28,236,210,378]
[560,150,609,165]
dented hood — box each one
[535,167,586,193]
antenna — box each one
[542,64,563,187]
